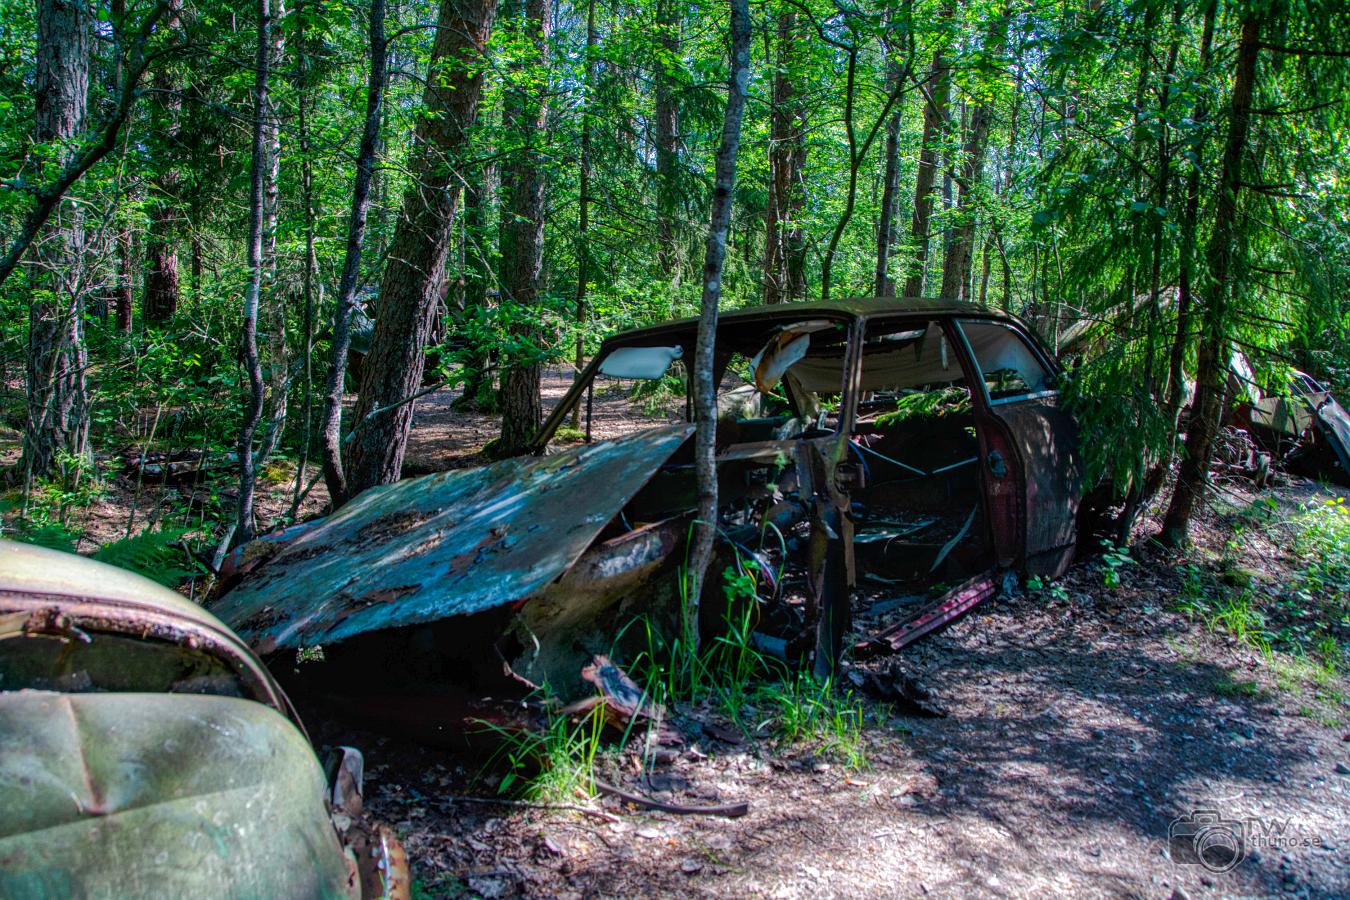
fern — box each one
[10,523,80,553]
[92,527,200,588]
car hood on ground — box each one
[0,691,354,898]
[210,424,695,653]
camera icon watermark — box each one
[1168,809,1247,873]
[1168,807,1323,873]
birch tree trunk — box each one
[319,0,387,508]
[686,0,751,647]
[236,0,274,544]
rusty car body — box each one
[0,540,408,898]
[209,299,1083,730]
[1230,367,1350,486]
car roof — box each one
[0,539,228,633]
[602,297,1006,347]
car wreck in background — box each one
[0,541,408,898]
[1229,363,1350,487]
[209,300,1084,738]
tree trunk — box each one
[143,0,183,325]
[1160,12,1262,548]
[938,15,1006,302]
[236,0,274,544]
[24,0,92,484]
[346,0,498,495]
[458,162,496,411]
[113,224,134,332]
[654,0,681,277]
[763,10,807,305]
[259,0,288,463]
[571,0,597,425]
[873,46,904,299]
[496,0,552,458]
[937,103,990,301]
[686,0,751,649]
[901,5,953,299]
[1164,0,1217,423]
[875,18,913,300]
[319,0,387,508]
[291,0,319,516]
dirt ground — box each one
[10,372,1348,897]
[321,377,1350,899]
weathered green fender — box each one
[0,691,356,899]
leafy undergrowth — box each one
[1026,480,1350,727]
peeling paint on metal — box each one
[209,426,694,651]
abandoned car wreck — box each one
[209,299,1085,736]
[0,540,410,898]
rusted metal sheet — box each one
[853,575,996,657]
[210,425,694,653]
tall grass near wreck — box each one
[626,549,869,768]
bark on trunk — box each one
[113,227,134,332]
[345,0,498,495]
[1160,12,1262,548]
[937,102,990,301]
[687,0,751,649]
[496,0,551,457]
[938,14,1007,302]
[24,0,92,483]
[901,6,953,300]
[259,1,288,464]
[762,10,807,305]
[873,49,904,299]
[319,0,387,508]
[571,0,597,426]
[1164,0,1217,423]
[236,0,274,544]
[654,0,681,277]
[143,0,183,325]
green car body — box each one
[0,540,401,899]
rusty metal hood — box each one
[210,425,695,652]
[0,539,226,633]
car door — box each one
[954,318,1083,578]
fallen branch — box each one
[437,795,619,823]
[595,780,749,819]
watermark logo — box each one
[1168,808,1323,873]
[1169,809,1246,872]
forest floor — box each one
[345,375,1350,899]
[5,373,1348,897]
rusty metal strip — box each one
[854,574,996,658]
